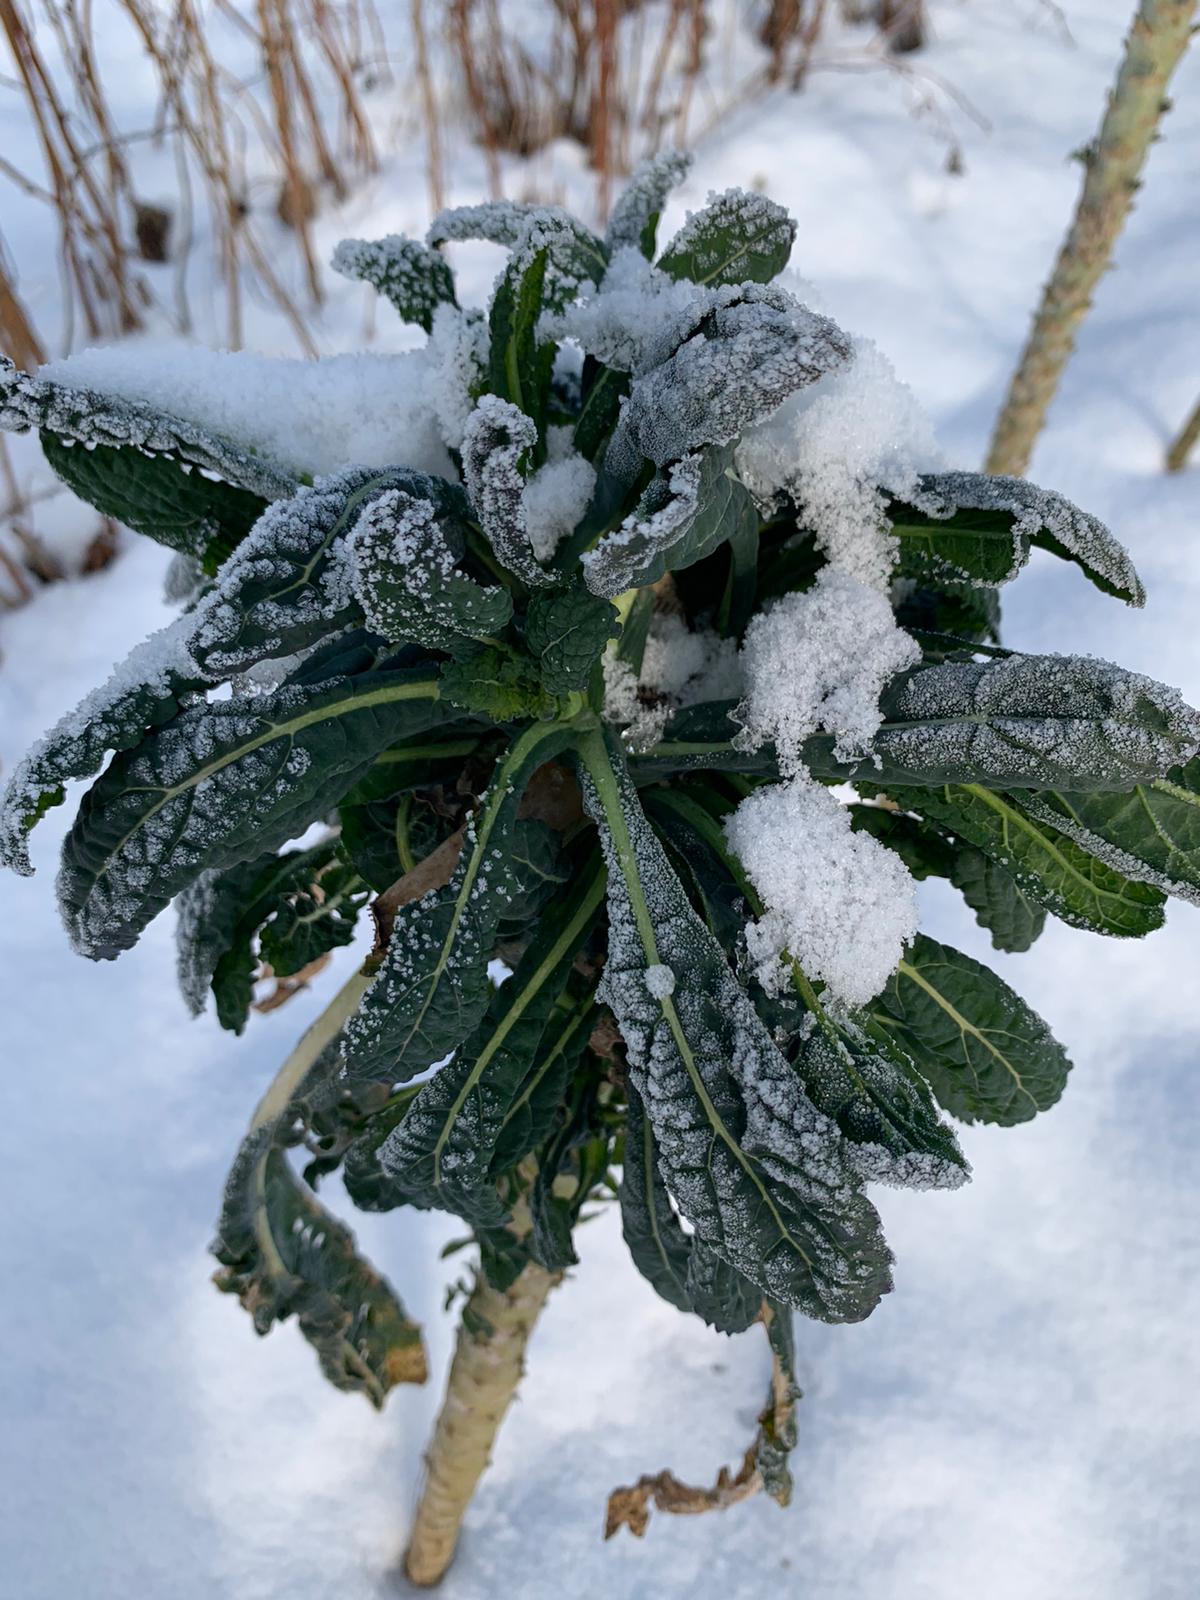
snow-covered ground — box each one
[2,3,1198,1596]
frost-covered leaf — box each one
[1020,759,1200,907]
[461,397,556,588]
[621,1084,776,1335]
[60,656,447,958]
[909,470,1145,607]
[212,1035,426,1405]
[657,189,796,288]
[190,466,469,679]
[906,785,1165,937]
[579,729,892,1323]
[792,1008,969,1191]
[582,445,759,599]
[40,432,265,571]
[348,486,512,649]
[524,589,620,693]
[1,354,297,500]
[868,654,1200,792]
[650,785,963,1190]
[871,934,1071,1127]
[606,149,693,258]
[573,363,629,460]
[340,723,575,1084]
[331,235,457,333]
[617,290,851,469]
[0,596,242,877]
[176,838,364,1032]
[0,469,456,861]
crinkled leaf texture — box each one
[646,785,966,1191]
[344,860,604,1225]
[212,1005,426,1407]
[872,935,1071,1127]
[583,445,760,599]
[340,722,575,1084]
[349,485,513,650]
[524,590,621,694]
[859,653,1200,792]
[39,431,266,571]
[61,651,447,958]
[578,728,892,1324]
[620,1085,764,1335]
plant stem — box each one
[1166,393,1200,472]
[985,0,1197,476]
[404,1256,560,1587]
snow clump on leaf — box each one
[736,567,920,772]
[724,778,918,1009]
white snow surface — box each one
[724,776,918,1008]
[2,3,1200,1598]
[40,342,456,481]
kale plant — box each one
[4,157,1199,1584]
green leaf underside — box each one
[893,471,1145,606]
[341,722,576,1084]
[579,728,892,1323]
[338,736,492,893]
[488,245,555,428]
[872,935,1071,1127]
[344,861,604,1225]
[61,665,446,959]
[1021,759,1200,907]
[905,785,1165,937]
[949,847,1047,952]
[40,432,266,570]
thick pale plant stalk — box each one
[1166,393,1200,472]
[405,1255,560,1587]
[986,0,1197,476]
